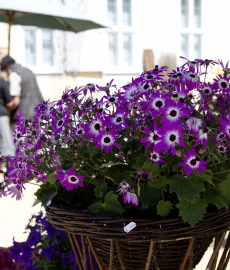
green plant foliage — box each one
[94,183,108,198]
[218,174,230,200]
[101,191,125,216]
[168,174,205,202]
[177,198,207,226]
[157,200,173,218]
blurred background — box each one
[0,0,228,101]
[0,1,230,268]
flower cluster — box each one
[2,57,230,226]
[9,211,98,270]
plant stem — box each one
[207,157,230,168]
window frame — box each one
[106,0,141,74]
[179,0,206,64]
[22,26,59,74]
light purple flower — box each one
[8,185,23,200]
[123,192,138,206]
[179,148,207,175]
[117,182,131,195]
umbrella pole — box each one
[8,11,13,55]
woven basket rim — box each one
[46,203,230,242]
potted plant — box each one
[2,57,230,269]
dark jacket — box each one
[0,78,12,117]
[9,64,44,120]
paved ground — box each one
[0,184,229,269]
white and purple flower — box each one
[179,148,207,175]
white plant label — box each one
[124,222,136,233]
[46,200,52,206]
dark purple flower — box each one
[28,232,41,246]
[43,246,55,260]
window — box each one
[194,0,201,28]
[194,34,201,59]
[107,0,134,68]
[123,33,132,66]
[109,33,118,66]
[24,28,54,69]
[123,0,131,26]
[42,30,53,66]
[25,30,36,66]
[181,0,189,28]
[108,0,117,26]
[181,34,189,60]
[180,0,204,62]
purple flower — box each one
[148,148,164,166]
[20,242,32,256]
[28,232,41,246]
[216,141,229,153]
[140,122,161,149]
[213,75,230,94]
[160,100,189,126]
[106,109,129,132]
[123,192,138,206]
[57,168,85,191]
[8,185,23,200]
[62,254,69,267]
[94,131,120,153]
[193,127,210,149]
[156,125,185,156]
[96,79,116,91]
[43,246,55,260]
[185,117,205,136]
[195,58,218,67]
[143,91,166,118]
[184,71,200,90]
[84,112,105,140]
[179,148,207,175]
[116,182,131,195]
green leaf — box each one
[176,198,207,226]
[202,188,229,210]
[148,175,167,190]
[217,174,230,200]
[142,161,161,177]
[168,174,205,202]
[40,190,56,207]
[89,145,100,157]
[104,166,121,183]
[165,155,179,166]
[94,183,108,198]
[32,199,42,207]
[132,153,148,170]
[138,183,162,206]
[101,191,125,216]
[88,201,102,213]
[46,173,57,185]
[157,200,173,218]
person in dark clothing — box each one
[0,56,44,121]
[0,78,14,156]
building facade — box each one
[0,0,230,100]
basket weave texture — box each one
[46,204,230,270]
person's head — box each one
[0,56,15,73]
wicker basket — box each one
[46,204,230,270]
